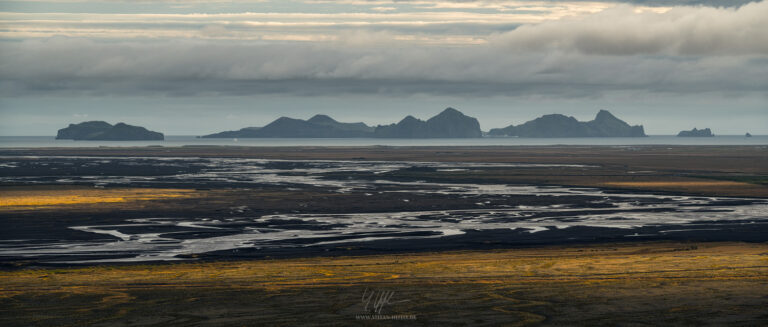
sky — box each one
[0,0,766,135]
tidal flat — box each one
[0,145,767,325]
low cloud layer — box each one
[308,0,759,8]
[494,3,768,55]
[0,1,766,98]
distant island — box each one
[203,114,373,138]
[202,108,482,138]
[487,110,646,137]
[60,111,754,140]
[374,108,482,138]
[677,128,714,137]
[56,121,164,141]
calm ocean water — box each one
[0,135,765,148]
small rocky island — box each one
[56,121,164,141]
[677,128,714,137]
[488,110,646,137]
[203,108,482,138]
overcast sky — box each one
[1,0,766,135]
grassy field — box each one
[1,242,767,326]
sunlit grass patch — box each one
[2,242,767,326]
[0,195,127,206]
[2,242,766,292]
[0,187,197,208]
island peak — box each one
[307,114,337,124]
[488,110,645,138]
[202,114,373,138]
[375,108,482,138]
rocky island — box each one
[203,108,482,139]
[203,114,374,138]
[374,108,482,138]
[677,128,714,137]
[488,110,646,137]
[56,121,164,141]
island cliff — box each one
[56,121,164,141]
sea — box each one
[0,135,765,148]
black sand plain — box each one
[1,145,767,326]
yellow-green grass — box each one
[0,187,198,209]
[3,242,766,292]
[1,242,767,326]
